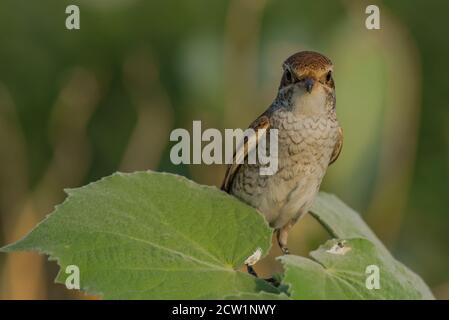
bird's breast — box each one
[274,112,339,175]
[229,110,340,226]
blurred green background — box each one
[0,0,448,299]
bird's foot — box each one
[276,225,292,255]
[280,246,290,255]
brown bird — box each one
[222,51,343,260]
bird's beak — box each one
[304,77,315,93]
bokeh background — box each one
[0,0,448,299]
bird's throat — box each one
[291,85,328,116]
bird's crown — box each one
[283,51,332,74]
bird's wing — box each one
[221,114,271,192]
[329,126,343,165]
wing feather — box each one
[329,126,343,165]
[221,115,270,192]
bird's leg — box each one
[276,222,293,255]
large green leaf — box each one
[1,171,278,299]
[278,192,434,300]
[281,238,429,299]
[1,175,433,300]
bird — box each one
[222,51,343,261]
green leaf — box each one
[1,171,279,299]
[278,192,434,300]
[281,238,428,299]
[310,192,388,254]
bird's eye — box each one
[326,71,332,82]
[285,69,293,83]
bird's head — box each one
[278,51,335,114]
